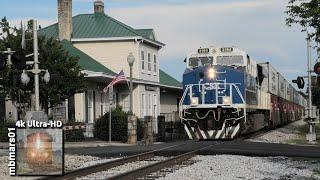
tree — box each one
[286,0,320,108]
[0,17,86,113]
[286,0,320,47]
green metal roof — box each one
[40,14,159,43]
[135,29,155,41]
[61,40,115,75]
[159,69,182,88]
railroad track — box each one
[107,145,213,180]
[42,142,192,180]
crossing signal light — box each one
[314,62,320,75]
[292,76,305,89]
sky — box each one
[0,0,317,84]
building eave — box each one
[71,36,165,48]
[81,70,115,79]
[159,84,183,90]
[83,70,180,90]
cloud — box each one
[107,0,307,81]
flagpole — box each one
[109,85,113,143]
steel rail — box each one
[41,142,188,180]
[107,145,213,180]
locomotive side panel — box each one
[278,73,286,100]
[260,63,279,95]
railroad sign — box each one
[109,85,113,105]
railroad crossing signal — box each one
[292,76,305,89]
[314,62,320,75]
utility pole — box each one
[33,20,40,111]
[306,33,317,143]
[109,85,113,143]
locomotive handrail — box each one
[179,85,190,119]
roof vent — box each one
[94,0,104,14]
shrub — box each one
[0,121,15,142]
[94,106,130,142]
[137,118,144,141]
[64,120,85,142]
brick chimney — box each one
[94,0,104,14]
[58,0,72,40]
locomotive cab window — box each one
[216,55,244,66]
[188,57,213,68]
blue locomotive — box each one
[179,46,306,140]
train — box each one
[179,46,307,140]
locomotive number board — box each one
[198,48,210,54]
[220,47,233,53]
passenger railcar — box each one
[179,46,306,140]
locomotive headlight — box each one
[191,97,199,105]
[223,96,232,105]
[207,68,216,79]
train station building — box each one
[2,0,182,133]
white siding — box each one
[139,43,159,83]
[73,41,140,79]
[160,92,178,114]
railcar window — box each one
[188,57,213,68]
[216,55,243,66]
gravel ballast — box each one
[248,120,306,143]
[0,155,118,180]
[158,155,320,180]
[77,156,168,180]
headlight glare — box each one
[208,68,216,79]
[223,96,232,104]
[191,97,199,105]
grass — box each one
[286,123,320,145]
[314,169,320,176]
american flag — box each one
[103,70,127,93]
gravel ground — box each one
[64,155,119,171]
[248,120,306,144]
[0,155,118,179]
[77,156,168,180]
[158,155,320,180]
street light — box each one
[127,52,135,113]
[127,52,136,144]
[43,70,50,83]
[21,70,30,85]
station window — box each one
[148,53,151,71]
[141,93,145,117]
[141,51,145,70]
[153,55,157,73]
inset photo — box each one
[16,128,63,176]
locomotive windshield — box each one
[216,55,244,66]
[188,56,213,68]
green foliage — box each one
[64,121,85,142]
[137,118,144,141]
[286,1,320,107]
[0,17,86,110]
[285,0,320,48]
[94,106,130,142]
[0,121,15,142]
